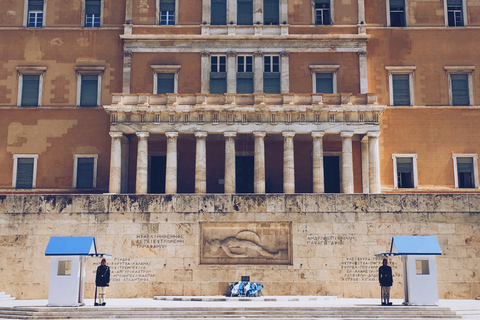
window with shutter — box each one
[28,0,43,27]
[396,157,414,188]
[389,0,405,27]
[76,158,95,189]
[456,157,474,188]
[85,0,101,27]
[80,75,98,107]
[16,158,35,189]
[211,0,227,25]
[263,56,280,93]
[157,73,175,94]
[237,56,253,94]
[447,0,464,26]
[263,0,279,25]
[237,0,253,25]
[160,0,175,25]
[21,75,40,107]
[392,74,410,106]
[316,73,333,94]
[210,56,227,94]
[315,0,330,25]
[451,74,469,106]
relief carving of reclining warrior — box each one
[207,230,282,259]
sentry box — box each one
[377,236,442,306]
[45,237,111,307]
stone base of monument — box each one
[153,295,337,302]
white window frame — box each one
[386,66,415,106]
[12,154,39,189]
[156,0,178,25]
[392,154,418,189]
[452,154,478,189]
[309,65,339,94]
[73,154,98,189]
[237,55,253,73]
[444,66,474,106]
[386,0,408,27]
[81,0,104,27]
[264,55,280,73]
[444,0,467,27]
[74,66,105,107]
[16,66,47,107]
[24,0,47,27]
[312,0,333,25]
[151,65,181,94]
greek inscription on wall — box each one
[307,234,355,245]
[341,257,401,282]
[132,234,185,249]
[91,258,155,283]
[201,221,292,265]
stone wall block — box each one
[143,195,162,213]
[72,196,89,213]
[335,195,368,213]
[159,195,176,213]
[174,195,199,213]
[214,195,233,213]
[199,195,215,213]
[233,194,266,213]
[368,194,385,212]
[109,194,129,213]
[0,195,6,214]
[468,194,480,212]
[127,195,147,213]
[87,195,109,213]
[434,194,454,212]
[285,194,303,213]
[303,194,319,213]
[317,195,336,213]
[23,195,41,214]
[398,194,418,212]
[453,194,469,212]
[267,194,285,213]
[382,194,403,213]
[39,195,72,214]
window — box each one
[263,55,280,93]
[210,56,227,94]
[389,0,406,27]
[446,0,465,26]
[314,0,331,25]
[386,66,415,106]
[211,0,226,25]
[264,0,279,25]
[237,0,253,25]
[392,154,417,189]
[75,66,105,107]
[309,65,339,94]
[151,65,181,94]
[237,55,253,94]
[73,155,98,189]
[159,0,175,25]
[453,154,478,189]
[57,260,72,276]
[26,0,44,27]
[415,260,430,275]
[12,154,38,189]
[85,0,101,27]
[16,66,46,107]
[444,66,474,106]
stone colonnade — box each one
[109,131,381,194]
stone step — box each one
[0,291,15,301]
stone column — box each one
[123,51,132,94]
[165,131,178,194]
[224,132,237,193]
[280,0,288,23]
[341,132,354,194]
[109,132,123,194]
[254,52,263,93]
[136,132,149,194]
[201,52,210,94]
[253,0,262,24]
[227,0,236,24]
[195,132,208,193]
[368,131,381,194]
[361,135,369,194]
[283,131,295,194]
[202,0,211,24]
[312,131,325,193]
[227,51,237,94]
[125,0,133,24]
[121,137,130,193]
[254,131,266,194]
[358,0,365,23]
[280,51,290,93]
[358,51,368,94]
